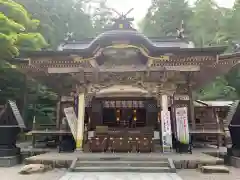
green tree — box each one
[140,0,239,100]
[226,66,240,96]
[92,1,113,34]
[188,0,228,47]
[196,77,238,100]
[0,0,52,126]
[0,0,47,58]
[140,0,192,37]
[15,0,98,49]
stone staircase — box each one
[69,157,176,173]
[224,100,240,145]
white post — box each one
[76,93,85,151]
[161,94,173,152]
[161,94,168,111]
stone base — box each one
[200,165,229,174]
[227,156,240,168]
[227,148,240,157]
[225,148,240,167]
[176,143,192,154]
[0,147,20,157]
[0,155,20,167]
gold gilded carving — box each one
[176,84,189,94]
[100,72,143,84]
[71,55,94,62]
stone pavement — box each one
[0,165,65,180]
[1,166,240,180]
[178,168,240,180]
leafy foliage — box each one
[0,0,48,58]
[15,0,111,48]
[140,0,192,37]
[0,0,50,126]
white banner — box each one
[64,107,77,141]
[161,110,172,152]
[175,107,190,144]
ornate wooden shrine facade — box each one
[10,17,240,152]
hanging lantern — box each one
[88,117,91,123]
[133,109,137,121]
[116,109,120,121]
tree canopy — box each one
[0,0,48,58]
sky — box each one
[106,0,235,22]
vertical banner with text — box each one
[161,110,173,152]
[175,107,190,144]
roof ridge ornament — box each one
[108,8,135,30]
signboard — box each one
[175,107,190,144]
[102,100,144,108]
[8,100,26,128]
[64,107,77,140]
[161,110,172,152]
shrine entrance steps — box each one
[69,157,176,173]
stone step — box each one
[200,165,230,174]
[72,166,174,173]
[76,160,169,167]
[79,156,169,161]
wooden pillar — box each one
[156,96,162,147]
[32,116,36,148]
[21,74,28,126]
[213,108,221,148]
[171,94,177,137]
[145,98,158,127]
[56,95,61,129]
[187,77,195,131]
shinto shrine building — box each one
[10,17,240,153]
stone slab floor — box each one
[0,166,240,180]
[178,168,240,180]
